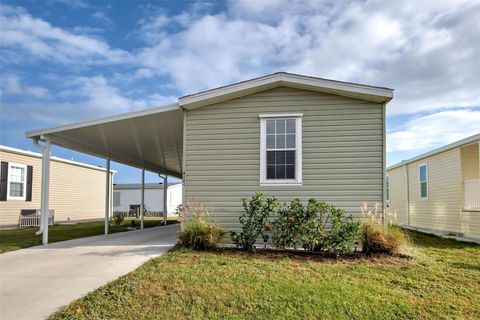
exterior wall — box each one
[407,148,462,233]
[462,211,480,238]
[461,143,480,237]
[184,86,385,232]
[0,148,111,227]
[461,143,479,180]
[113,184,182,214]
[386,166,408,225]
[388,148,462,233]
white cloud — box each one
[1,74,50,98]
[47,0,90,9]
[0,5,132,65]
[1,75,176,127]
[91,12,114,27]
[71,25,104,35]
[387,109,480,152]
[60,75,175,113]
[136,0,480,113]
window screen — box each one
[9,165,25,197]
[419,165,428,198]
[265,119,296,180]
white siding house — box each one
[113,183,182,215]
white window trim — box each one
[7,162,27,201]
[418,163,428,200]
[259,113,303,186]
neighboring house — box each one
[113,182,182,215]
[387,134,480,239]
[0,145,114,228]
[26,72,394,235]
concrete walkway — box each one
[0,224,178,320]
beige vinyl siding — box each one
[386,166,408,225]
[461,143,480,237]
[407,148,462,233]
[388,141,480,239]
[462,211,480,238]
[184,86,384,232]
[0,149,110,227]
[461,143,479,180]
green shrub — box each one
[231,192,278,252]
[314,202,359,254]
[272,199,359,254]
[177,218,225,250]
[112,212,126,226]
[272,199,318,250]
[361,220,409,254]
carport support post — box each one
[140,168,145,229]
[105,156,110,235]
[163,175,168,225]
[40,138,51,245]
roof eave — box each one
[179,72,393,110]
[387,133,480,171]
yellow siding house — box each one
[0,145,114,228]
[387,134,480,239]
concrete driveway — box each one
[0,224,178,320]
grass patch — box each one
[51,230,480,319]
[0,217,178,253]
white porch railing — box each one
[19,209,55,227]
[464,179,480,210]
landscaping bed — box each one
[0,217,178,253]
[50,230,480,319]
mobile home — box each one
[113,182,182,215]
[0,145,114,228]
[26,72,393,235]
[387,134,480,239]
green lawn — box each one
[50,231,480,320]
[0,217,178,253]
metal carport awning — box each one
[26,103,184,244]
[26,103,184,177]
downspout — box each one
[140,168,145,229]
[33,138,43,236]
[163,174,168,225]
[382,102,387,227]
[181,106,187,206]
[33,136,51,244]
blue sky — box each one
[1,0,479,184]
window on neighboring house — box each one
[260,114,302,185]
[113,191,121,207]
[419,164,428,199]
[8,163,26,200]
[385,176,390,201]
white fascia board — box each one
[0,144,117,173]
[179,72,394,109]
[387,133,480,171]
[25,103,180,139]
